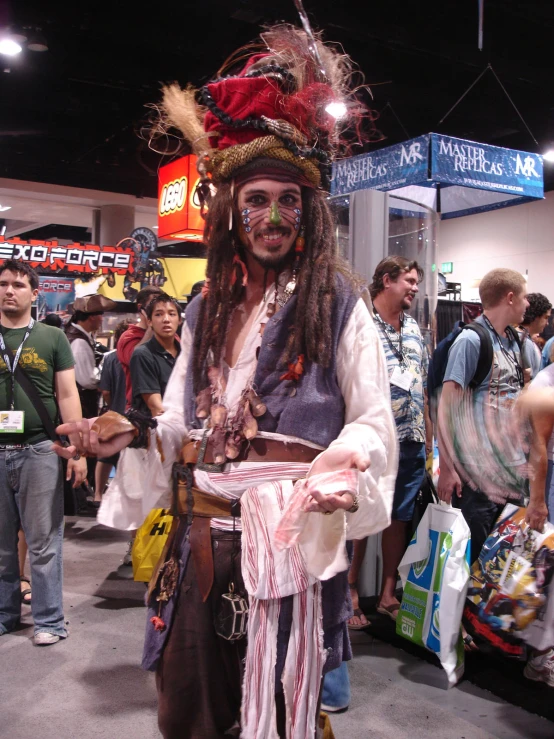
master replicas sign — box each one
[0,237,135,275]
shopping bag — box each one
[464,504,554,658]
[397,502,471,686]
[132,508,173,582]
[411,470,439,534]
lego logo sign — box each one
[158,155,204,240]
[159,177,187,215]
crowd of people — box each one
[2,23,554,739]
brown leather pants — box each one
[156,530,245,739]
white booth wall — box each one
[439,190,554,302]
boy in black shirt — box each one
[130,294,181,417]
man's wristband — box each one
[347,493,360,513]
[125,408,158,449]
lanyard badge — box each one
[0,318,35,411]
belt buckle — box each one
[195,429,226,473]
[0,443,25,450]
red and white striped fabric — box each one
[275,469,358,550]
[241,480,326,739]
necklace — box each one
[374,310,405,366]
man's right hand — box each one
[52,418,135,460]
[437,467,462,504]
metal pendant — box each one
[195,428,225,473]
[214,583,249,641]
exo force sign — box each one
[0,237,135,275]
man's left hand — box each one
[303,490,355,514]
[302,445,368,514]
[526,500,548,532]
[67,456,88,488]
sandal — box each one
[347,607,370,630]
[376,602,400,622]
[20,576,32,605]
[463,632,479,652]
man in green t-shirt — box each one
[0,260,87,646]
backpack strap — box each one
[14,364,60,441]
[463,323,494,388]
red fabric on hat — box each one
[281,83,337,136]
[204,53,338,154]
[205,76,285,149]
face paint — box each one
[237,179,303,270]
[269,201,282,225]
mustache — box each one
[254,226,291,238]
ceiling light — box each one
[0,205,11,212]
[27,31,48,52]
[325,102,348,119]
[0,38,22,56]
[543,150,554,163]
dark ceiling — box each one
[3,0,554,199]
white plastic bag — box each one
[397,503,471,687]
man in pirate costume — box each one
[54,24,397,739]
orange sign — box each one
[158,155,205,241]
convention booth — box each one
[329,133,544,596]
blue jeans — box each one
[321,661,350,710]
[0,440,66,636]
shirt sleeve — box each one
[130,348,162,396]
[117,330,137,371]
[317,297,398,540]
[54,330,76,372]
[443,330,481,389]
[98,325,191,529]
[421,341,429,390]
[524,338,541,379]
[98,354,113,392]
[541,337,554,370]
[71,337,99,389]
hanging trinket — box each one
[195,387,212,419]
[245,388,266,418]
[242,398,258,440]
[151,555,180,633]
[280,354,305,382]
[214,582,249,641]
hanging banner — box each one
[331,133,544,217]
[331,135,430,196]
[0,237,135,275]
[37,276,75,318]
[431,135,543,199]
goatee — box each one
[250,251,293,272]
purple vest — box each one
[184,273,358,448]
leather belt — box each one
[183,436,320,466]
[172,482,241,603]
[176,485,241,519]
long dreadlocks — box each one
[191,184,354,393]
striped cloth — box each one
[241,469,358,739]
[241,479,323,739]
